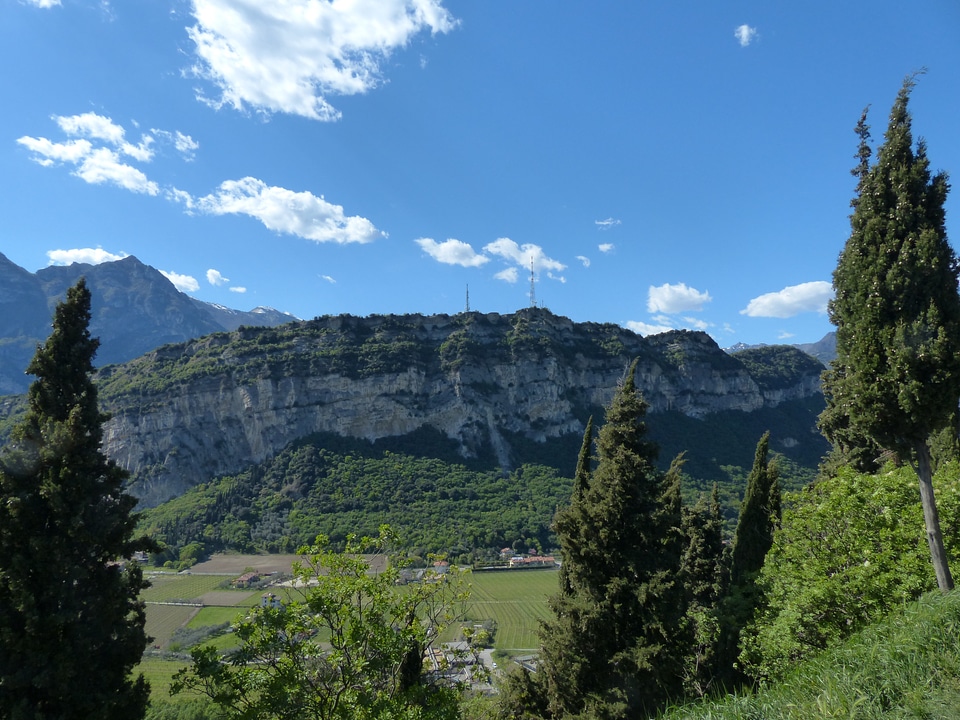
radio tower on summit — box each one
[529,258,536,308]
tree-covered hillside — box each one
[140,431,574,565]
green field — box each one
[465,568,556,652]
[141,573,231,603]
[138,563,557,706]
[145,604,201,650]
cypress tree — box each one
[0,279,153,719]
[717,431,780,687]
[729,432,780,587]
[677,484,727,698]
[819,75,960,591]
[536,360,682,718]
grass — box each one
[145,604,201,649]
[137,657,190,701]
[142,573,231,603]
[464,569,556,652]
[186,605,248,628]
[661,590,960,719]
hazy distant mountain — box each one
[726,332,837,367]
[0,252,296,394]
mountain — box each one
[794,333,837,365]
[726,332,837,366]
[82,308,828,507]
[0,253,296,394]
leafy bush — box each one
[740,462,960,679]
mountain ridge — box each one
[88,308,828,507]
[0,252,296,394]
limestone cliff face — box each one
[96,309,823,507]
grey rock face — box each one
[95,311,824,507]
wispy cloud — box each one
[160,269,200,293]
[17,112,198,195]
[229,286,246,293]
[626,320,673,336]
[483,237,565,275]
[46,247,128,265]
[195,177,385,244]
[18,112,379,246]
[321,275,336,284]
[681,316,710,331]
[595,217,621,230]
[24,0,61,8]
[741,281,832,318]
[151,129,200,160]
[415,238,489,267]
[735,24,758,47]
[647,282,712,314]
[415,235,566,284]
[576,255,590,268]
[186,0,458,120]
[598,243,614,253]
[206,268,229,285]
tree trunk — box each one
[915,441,954,592]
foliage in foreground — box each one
[0,280,154,719]
[661,589,960,719]
[741,462,960,680]
[171,526,473,719]
[819,75,960,591]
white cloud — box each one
[483,237,566,274]
[735,24,758,47]
[25,0,62,7]
[598,243,614,253]
[229,286,247,293]
[647,282,712,314]
[207,268,230,285]
[196,177,384,244]
[681,316,710,331]
[494,267,519,283]
[321,275,336,284]
[778,331,796,340]
[55,112,126,144]
[187,0,458,120]
[73,147,159,195]
[595,217,621,229]
[160,270,200,293]
[626,320,673,336]
[152,129,200,159]
[16,112,197,196]
[46,247,128,265]
[415,238,489,267]
[17,136,92,166]
[576,255,590,268]
[740,281,833,318]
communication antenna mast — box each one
[529,257,536,308]
[465,284,470,313]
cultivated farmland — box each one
[465,569,557,651]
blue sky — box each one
[2,1,958,347]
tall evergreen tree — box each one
[536,361,682,718]
[717,431,780,687]
[677,484,727,698]
[729,432,780,588]
[0,279,153,719]
[819,76,960,591]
